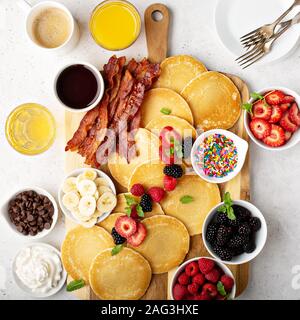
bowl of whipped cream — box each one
[12,243,67,298]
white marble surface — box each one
[0,0,300,300]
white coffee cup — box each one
[23,0,79,54]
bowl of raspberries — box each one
[171,257,236,300]
[202,192,267,265]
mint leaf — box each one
[136,204,144,217]
[218,192,236,220]
[217,281,227,296]
[111,244,124,256]
[250,92,264,100]
[180,195,194,204]
[160,107,172,115]
[124,194,137,206]
[67,279,85,292]
[224,192,233,206]
[242,103,253,116]
[227,206,236,220]
[125,206,132,216]
[217,205,227,213]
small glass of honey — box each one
[5,103,56,155]
[89,0,141,51]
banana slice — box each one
[82,169,97,181]
[77,179,97,196]
[62,177,77,193]
[94,190,100,200]
[79,196,96,218]
[80,217,97,228]
[96,192,117,214]
[95,177,109,188]
[70,208,90,222]
[62,191,80,210]
[97,185,112,196]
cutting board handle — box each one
[144,3,170,63]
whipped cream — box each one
[15,245,62,294]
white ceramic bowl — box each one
[12,242,67,298]
[1,187,58,240]
[54,61,104,113]
[58,168,116,226]
[191,129,248,184]
[170,256,236,300]
[202,200,267,265]
[244,86,300,151]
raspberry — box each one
[130,183,145,197]
[202,283,218,298]
[173,284,189,300]
[220,275,234,292]
[163,175,177,191]
[194,292,211,300]
[205,268,221,283]
[129,206,139,219]
[177,272,190,285]
[187,282,199,295]
[148,187,165,202]
[185,261,199,277]
[198,258,215,274]
[192,273,205,286]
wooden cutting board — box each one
[64,3,250,300]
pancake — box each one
[89,248,152,300]
[181,71,241,131]
[129,216,189,274]
[108,128,159,189]
[154,55,207,93]
[61,226,114,283]
[161,175,221,235]
[146,115,197,139]
[140,88,193,127]
[113,193,164,217]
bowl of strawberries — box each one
[171,257,236,300]
[244,87,300,150]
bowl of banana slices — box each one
[58,168,117,227]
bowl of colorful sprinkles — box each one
[191,129,248,183]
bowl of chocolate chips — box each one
[1,187,58,239]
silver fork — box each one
[240,0,300,48]
[236,12,300,69]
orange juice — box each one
[89,0,141,50]
[5,103,56,155]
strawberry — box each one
[163,175,177,191]
[198,258,215,274]
[187,282,199,295]
[285,131,292,142]
[148,187,165,202]
[289,103,300,126]
[205,268,221,283]
[177,272,190,286]
[252,100,271,120]
[269,105,283,123]
[130,183,145,197]
[202,283,218,298]
[280,111,299,132]
[220,275,234,292]
[115,216,137,238]
[173,284,189,300]
[126,222,147,247]
[192,273,205,286]
[279,103,290,112]
[249,118,271,140]
[281,95,295,104]
[263,124,285,147]
[265,90,285,105]
[185,261,199,277]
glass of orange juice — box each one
[89,0,141,51]
[5,103,56,155]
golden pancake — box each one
[181,71,241,131]
[154,55,207,93]
[146,115,197,139]
[61,226,114,283]
[129,161,167,190]
[113,193,164,217]
[97,213,125,232]
[108,128,159,189]
[89,248,152,300]
[140,88,193,127]
[129,216,189,274]
[161,175,221,236]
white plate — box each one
[215,0,300,64]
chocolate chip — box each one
[44,223,51,230]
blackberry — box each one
[238,223,251,237]
[243,238,256,253]
[216,212,229,225]
[111,227,126,245]
[163,164,183,178]
[233,205,251,222]
[230,246,244,257]
[140,194,152,212]
[216,225,232,247]
[206,223,219,243]
[228,235,246,248]
[214,245,233,261]
[182,137,193,160]
[249,217,261,232]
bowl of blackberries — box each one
[202,192,267,265]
